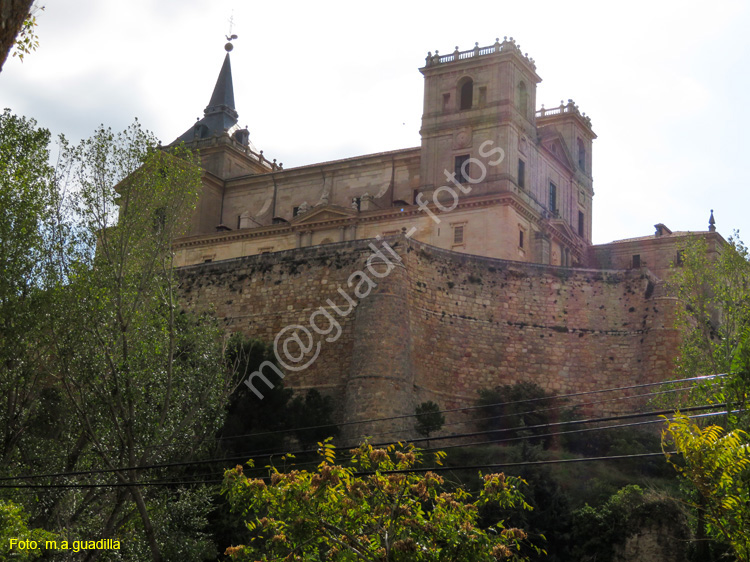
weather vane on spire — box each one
[225,11,237,52]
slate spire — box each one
[204,53,238,122]
[173,49,243,144]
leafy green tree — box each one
[288,388,339,450]
[42,122,235,561]
[669,234,750,428]
[570,485,688,562]
[0,500,58,561]
[219,335,339,456]
[415,400,445,439]
[223,440,542,561]
[663,413,750,561]
[477,382,556,448]
[0,109,56,469]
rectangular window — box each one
[293,206,300,217]
[632,254,641,268]
[519,230,524,248]
[518,159,525,188]
[478,86,487,108]
[578,211,585,236]
[413,189,420,205]
[453,225,465,245]
[455,155,470,183]
[352,197,361,211]
[675,250,684,266]
[577,138,586,171]
[548,182,557,214]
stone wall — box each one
[176,235,680,441]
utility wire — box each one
[0,402,729,483]
[8,375,717,469]
[1,409,736,490]
[209,373,725,443]
[0,452,679,489]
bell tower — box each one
[418,37,541,194]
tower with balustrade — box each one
[418,37,596,266]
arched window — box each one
[517,81,529,119]
[459,78,473,110]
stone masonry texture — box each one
[176,235,680,441]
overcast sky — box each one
[1,0,747,245]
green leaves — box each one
[223,441,539,561]
[663,414,750,560]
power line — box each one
[2,408,737,490]
[0,452,680,489]
[421,409,735,454]
[352,451,678,477]
[0,402,730,484]
[209,373,725,443]
[4,374,719,469]
[0,479,223,489]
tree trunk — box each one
[129,483,162,562]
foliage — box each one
[0,109,56,468]
[663,413,750,561]
[477,382,557,447]
[570,485,688,562]
[0,118,238,561]
[220,335,294,455]
[220,334,339,455]
[0,500,58,561]
[415,400,446,438]
[11,4,43,63]
[212,335,340,555]
[668,234,750,428]
[223,440,543,561]
[288,389,340,449]
[43,121,235,561]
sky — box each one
[1,0,748,245]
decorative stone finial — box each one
[709,209,716,232]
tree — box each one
[663,413,750,561]
[668,234,750,429]
[0,500,58,561]
[569,485,689,562]
[288,388,340,449]
[41,122,236,561]
[477,382,556,448]
[415,400,445,439]
[219,335,340,455]
[223,440,543,561]
[0,109,56,469]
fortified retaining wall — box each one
[176,235,680,441]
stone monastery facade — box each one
[171,39,722,433]
[171,38,596,268]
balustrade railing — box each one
[425,37,535,69]
[536,100,593,128]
